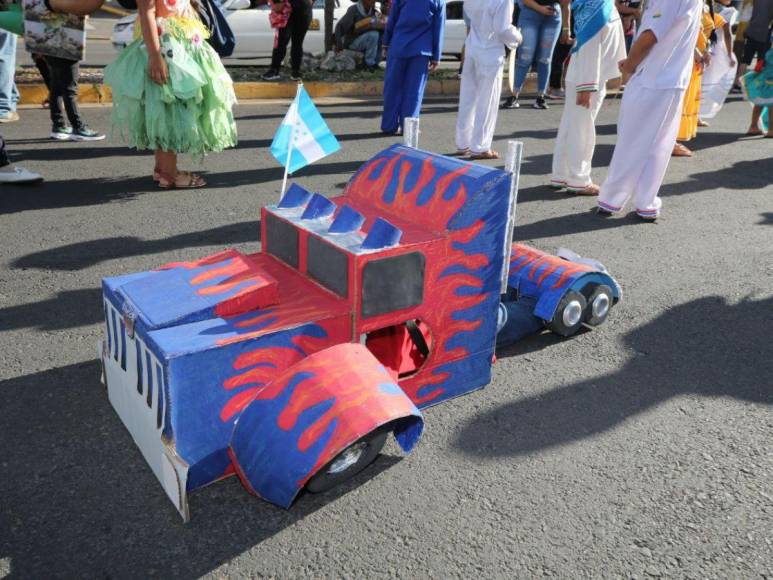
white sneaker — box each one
[0,165,44,184]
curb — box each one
[17,77,622,105]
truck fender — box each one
[228,343,423,508]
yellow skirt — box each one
[678,63,702,142]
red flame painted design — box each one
[156,249,279,318]
[248,344,415,482]
[511,245,594,290]
[219,331,330,422]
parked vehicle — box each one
[111,0,466,59]
[99,144,620,521]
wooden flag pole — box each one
[280,82,302,201]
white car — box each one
[111,0,465,59]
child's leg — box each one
[155,150,206,188]
[47,56,83,128]
[748,105,763,134]
[46,57,67,129]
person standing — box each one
[550,0,625,194]
[0,28,19,123]
[380,0,445,135]
[672,1,724,157]
[454,0,522,159]
[596,0,703,220]
[735,0,773,84]
[502,0,570,110]
[104,0,237,188]
[262,0,314,81]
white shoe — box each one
[0,165,44,184]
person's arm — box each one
[559,0,571,44]
[430,0,445,70]
[495,0,523,47]
[334,5,356,51]
[618,29,657,82]
[573,31,603,108]
[383,0,401,51]
[46,0,104,16]
[137,0,167,85]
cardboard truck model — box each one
[99,145,620,521]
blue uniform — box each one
[381,0,446,133]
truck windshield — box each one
[307,235,349,297]
[265,213,299,268]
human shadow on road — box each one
[0,288,103,331]
[520,145,615,177]
[11,220,261,271]
[0,175,156,214]
[205,159,363,189]
[6,143,150,162]
[659,158,773,198]
[759,212,773,225]
[514,209,643,242]
[454,295,773,459]
[0,360,403,578]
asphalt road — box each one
[1,95,772,578]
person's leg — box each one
[534,9,562,98]
[598,82,655,213]
[155,149,206,188]
[551,82,576,187]
[51,57,84,130]
[0,30,18,119]
[400,55,430,125]
[349,31,380,68]
[566,85,606,190]
[289,0,312,76]
[0,134,8,167]
[46,57,69,134]
[269,26,291,73]
[748,105,764,134]
[381,56,406,133]
[455,54,478,153]
[549,39,570,93]
[470,58,504,154]
[513,8,540,94]
[632,88,685,218]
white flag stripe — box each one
[291,114,327,164]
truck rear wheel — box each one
[548,291,587,337]
[305,427,389,494]
[584,284,613,327]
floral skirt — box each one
[104,16,237,156]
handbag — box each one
[197,0,236,57]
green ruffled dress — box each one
[104,15,237,156]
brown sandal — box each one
[567,183,600,196]
[672,143,693,157]
[158,171,207,189]
[469,150,500,160]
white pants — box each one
[455,51,504,154]
[551,82,607,189]
[598,79,685,217]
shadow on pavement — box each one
[515,208,643,241]
[454,295,773,459]
[6,143,150,162]
[0,288,103,331]
[0,176,154,214]
[0,360,402,577]
[11,221,261,271]
[759,212,773,225]
[659,158,773,198]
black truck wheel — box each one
[548,291,587,337]
[584,284,613,327]
[306,427,389,494]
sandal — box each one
[451,148,471,157]
[746,128,763,136]
[567,183,600,196]
[158,171,207,189]
[469,150,500,160]
[697,119,709,127]
[672,143,693,157]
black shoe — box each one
[502,96,519,109]
[50,124,72,140]
[595,207,613,217]
[70,126,106,141]
[290,71,302,81]
[533,96,549,110]
[262,70,281,81]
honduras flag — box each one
[270,85,341,174]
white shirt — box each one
[463,0,523,63]
[566,13,627,91]
[634,0,703,90]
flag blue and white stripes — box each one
[270,85,341,175]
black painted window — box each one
[361,253,425,318]
[265,213,299,268]
[307,236,349,297]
